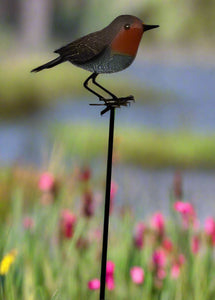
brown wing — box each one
[54,30,111,64]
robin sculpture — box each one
[32,15,159,114]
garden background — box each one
[0,0,215,299]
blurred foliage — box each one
[0,163,215,299]
[51,123,215,169]
[137,0,215,45]
[0,167,39,222]
[0,58,165,118]
[52,0,215,46]
[1,0,215,48]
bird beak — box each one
[143,24,159,32]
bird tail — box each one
[31,57,64,72]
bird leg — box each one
[83,73,105,100]
[84,72,118,102]
[90,73,135,107]
[91,73,117,99]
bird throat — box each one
[111,27,143,57]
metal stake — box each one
[99,107,115,300]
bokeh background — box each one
[1,0,215,219]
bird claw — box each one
[89,95,135,115]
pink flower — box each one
[162,238,173,253]
[152,250,167,282]
[174,201,195,216]
[106,261,115,290]
[152,249,166,268]
[178,254,185,266]
[204,217,215,236]
[38,172,55,192]
[82,190,94,218]
[88,277,114,291]
[60,210,76,239]
[204,217,215,245]
[171,263,180,279]
[191,235,200,254]
[110,181,118,214]
[106,275,115,290]
[23,217,34,230]
[130,266,144,284]
[171,254,185,279]
[110,181,118,199]
[174,201,196,228]
[88,279,100,290]
[88,261,115,291]
[133,222,145,249]
[106,261,115,276]
[157,268,166,280]
[151,212,165,236]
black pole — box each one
[99,107,115,300]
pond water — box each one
[1,61,214,165]
[113,165,215,222]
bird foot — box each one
[90,95,135,115]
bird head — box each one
[110,15,159,56]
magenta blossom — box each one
[152,250,167,282]
[133,222,145,249]
[204,217,215,245]
[38,172,55,192]
[88,277,114,291]
[171,263,180,279]
[106,275,115,290]
[88,261,115,291]
[88,279,100,290]
[191,235,200,254]
[204,217,215,236]
[178,254,185,265]
[174,201,196,228]
[106,261,115,290]
[60,209,76,239]
[174,201,195,216]
[162,238,173,253]
[110,181,118,199]
[157,268,166,280]
[106,261,115,276]
[171,254,185,279]
[152,249,167,281]
[82,190,94,218]
[151,212,165,236]
[130,266,144,284]
[152,249,166,268]
[110,181,118,214]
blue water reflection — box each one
[0,62,214,165]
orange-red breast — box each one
[31,15,159,108]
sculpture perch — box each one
[31,14,159,300]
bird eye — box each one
[124,24,130,30]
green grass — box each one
[52,123,215,169]
[0,166,215,299]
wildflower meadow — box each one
[0,166,215,300]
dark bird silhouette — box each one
[31,15,159,113]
